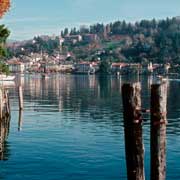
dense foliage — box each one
[0,62,9,74]
[0,25,10,56]
[99,60,111,74]
[61,17,180,64]
[0,25,10,74]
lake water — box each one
[0,74,180,180]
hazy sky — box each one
[0,0,180,40]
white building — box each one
[7,60,25,73]
[64,35,82,44]
[74,62,98,74]
[59,64,74,72]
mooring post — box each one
[4,90,10,117]
[0,115,10,161]
[151,83,167,180]
[18,86,23,110]
[7,91,11,117]
[122,83,145,180]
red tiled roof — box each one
[111,63,127,67]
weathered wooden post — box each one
[151,83,167,180]
[4,90,10,117]
[18,86,23,110]
[0,115,10,161]
[0,87,11,161]
[122,83,145,180]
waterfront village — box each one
[7,54,172,75]
[6,17,180,76]
[6,36,170,76]
[5,32,177,76]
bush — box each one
[0,62,10,75]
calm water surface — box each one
[0,74,180,180]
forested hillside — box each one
[7,17,180,64]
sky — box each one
[0,0,180,40]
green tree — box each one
[0,25,10,57]
[0,25,10,74]
[64,28,69,36]
[0,62,9,75]
[99,60,111,74]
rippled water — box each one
[0,74,180,180]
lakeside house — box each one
[64,35,82,44]
[23,60,33,72]
[7,59,25,73]
[59,61,74,73]
[152,63,171,75]
[20,56,34,72]
[110,62,137,75]
[111,62,127,74]
[55,54,67,61]
[140,62,153,74]
[120,63,141,75]
[59,64,74,73]
[74,62,99,74]
[29,53,43,62]
[44,62,59,72]
[82,34,98,43]
[36,55,58,72]
[91,62,99,72]
[6,53,174,75]
[112,62,154,75]
[29,63,41,72]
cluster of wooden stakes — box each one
[0,85,23,160]
[0,88,11,160]
[122,82,167,180]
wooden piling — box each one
[0,116,10,160]
[4,90,10,117]
[150,83,167,180]
[0,87,11,161]
[18,86,23,110]
[7,91,11,117]
[122,83,145,180]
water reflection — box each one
[9,74,180,136]
[98,76,112,98]
[18,110,23,131]
[1,74,180,180]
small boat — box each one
[0,74,15,81]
